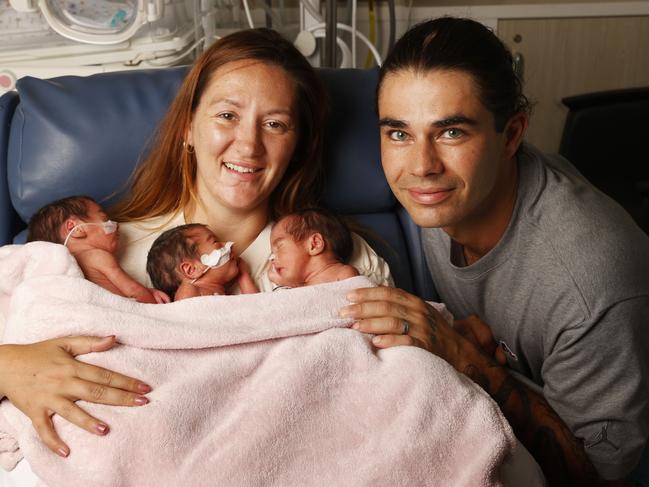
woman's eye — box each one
[389,130,408,141]
[217,112,236,121]
[265,120,288,132]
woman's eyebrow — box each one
[265,109,294,117]
[209,98,241,108]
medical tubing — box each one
[364,0,376,67]
[386,0,395,51]
[311,30,352,67]
[242,0,254,28]
[146,36,206,65]
[194,0,202,54]
[306,22,382,66]
[406,0,414,29]
[351,0,357,67]
[300,0,322,23]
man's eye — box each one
[389,130,407,141]
[443,128,464,139]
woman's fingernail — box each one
[95,423,109,435]
[134,396,149,406]
[352,322,360,330]
[346,291,358,302]
[339,307,352,318]
[372,336,382,345]
[137,383,152,393]
[57,447,69,458]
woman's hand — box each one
[340,286,496,371]
[0,336,152,457]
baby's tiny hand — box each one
[149,288,171,304]
[237,257,251,277]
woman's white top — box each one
[117,212,394,292]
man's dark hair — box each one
[27,195,95,243]
[378,17,531,131]
[280,208,354,263]
[146,223,208,298]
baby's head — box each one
[27,195,119,253]
[147,224,239,298]
[268,208,353,287]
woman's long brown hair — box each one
[110,28,327,222]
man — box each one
[342,17,649,485]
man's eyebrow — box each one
[378,118,407,128]
[379,115,478,129]
[433,115,478,127]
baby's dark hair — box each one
[280,208,354,263]
[146,223,208,297]
[27,195,96,243]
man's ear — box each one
[502,112,529,160]
[178,260,199,280]
[306,233,325,256]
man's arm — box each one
[342,287,637,487]
[455,314,616,486]
[461,348,617,486]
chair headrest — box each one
[8,67,395,222]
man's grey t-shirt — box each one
[422,144,649,479]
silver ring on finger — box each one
[402,320,410,335]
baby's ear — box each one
[307,233,325,256]
[63,218,85,240]
[178,260,199,280]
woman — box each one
[0,29,391,458]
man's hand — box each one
[0,336,152,457]
[454,314,507,365]
[340,286,492,372]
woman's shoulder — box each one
[349,232,394,287]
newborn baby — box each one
[268,209,359,289]
[27,195,169,303]
[147,223,257,301]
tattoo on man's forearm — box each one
[531,397,601,485]
[463,364,490,392]
[493,374,532,424]
[532,426,572,483]
[494,374,601,485]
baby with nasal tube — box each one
[146,223,258,301]
[27,195,170,304]
[145,208,359,300]
[268,208,359,289]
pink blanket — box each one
[0,242,515,486]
